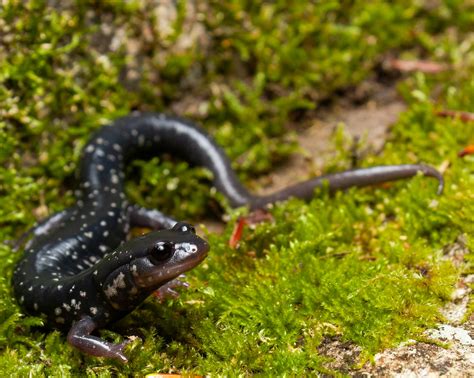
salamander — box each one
[12,112,444,362]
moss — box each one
[0,0,472,375]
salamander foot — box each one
[154,276,190,302]
[67,316,130,363]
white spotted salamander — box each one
[12,112,444,362]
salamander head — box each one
[129,222,209,289]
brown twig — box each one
[435,110,474,123]
[386,59,448,73]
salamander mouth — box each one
[165,243,209,275]
[163,250,207,279]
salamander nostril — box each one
[172,222,196,234]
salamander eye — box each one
[172,222,196,234]
[149,242,174,265]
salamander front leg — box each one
[154,276,190,302]
[128,204,177,230]
[67,316,129,363]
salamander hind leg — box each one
[10,209,71,251]
[67,316,129,363]
[128,204,177,230]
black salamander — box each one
[12,113,444,362]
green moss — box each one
[0,0,472,375]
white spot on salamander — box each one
[84,232,93,238]
[55,307,62,315]
[71,299,81,310]
[175,242,198,255]
[104,272,126,298]
[90,307,98,315]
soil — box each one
[255,79,406,195]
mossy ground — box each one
[0,0,473,376]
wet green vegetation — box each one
[0,0,472,375]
